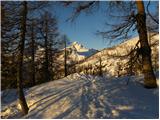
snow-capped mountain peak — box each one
[69,41,88,52]
[72,41,79,45]
[60,41,99,62]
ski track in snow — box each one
[1,74,159,119]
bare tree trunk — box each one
[129,49,134,75]
[49,43,53,79]
[64,37,67,77]
[136,1,157,88]
[1,3,5,24]
[17,1,29,115]
[44,15,50,82]
[99,57,103,76]
[31,20,35,86]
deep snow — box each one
[1,73,159,119]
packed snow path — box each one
[1,74,158,119]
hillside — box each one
[75,34,159,76]
[33,34,158,77]
[1,73,159,119]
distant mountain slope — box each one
[76,34,159,76]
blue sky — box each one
[52,1,158,50]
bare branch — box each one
[147,1,159,24]
[66,1,98,22]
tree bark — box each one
[136,1,157,88]
[17,1,29,115]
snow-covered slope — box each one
[1,73,158,119]
[76,34,159,76]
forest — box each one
[1,1,159,119]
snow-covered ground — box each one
[1,73,158,119]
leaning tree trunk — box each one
[135,1,157,88]
[17,1,29,115]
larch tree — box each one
[1,2,20,89]
[17,1,29,115]
[135,1,157,88]
[44,12,50,82]
[62,35,69,77]
[38,12,50,82]
[29,19,36,86]
[64,37,67,77]
[24,1,51,85]
[95,57,106,76]
[38,11,59,82]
